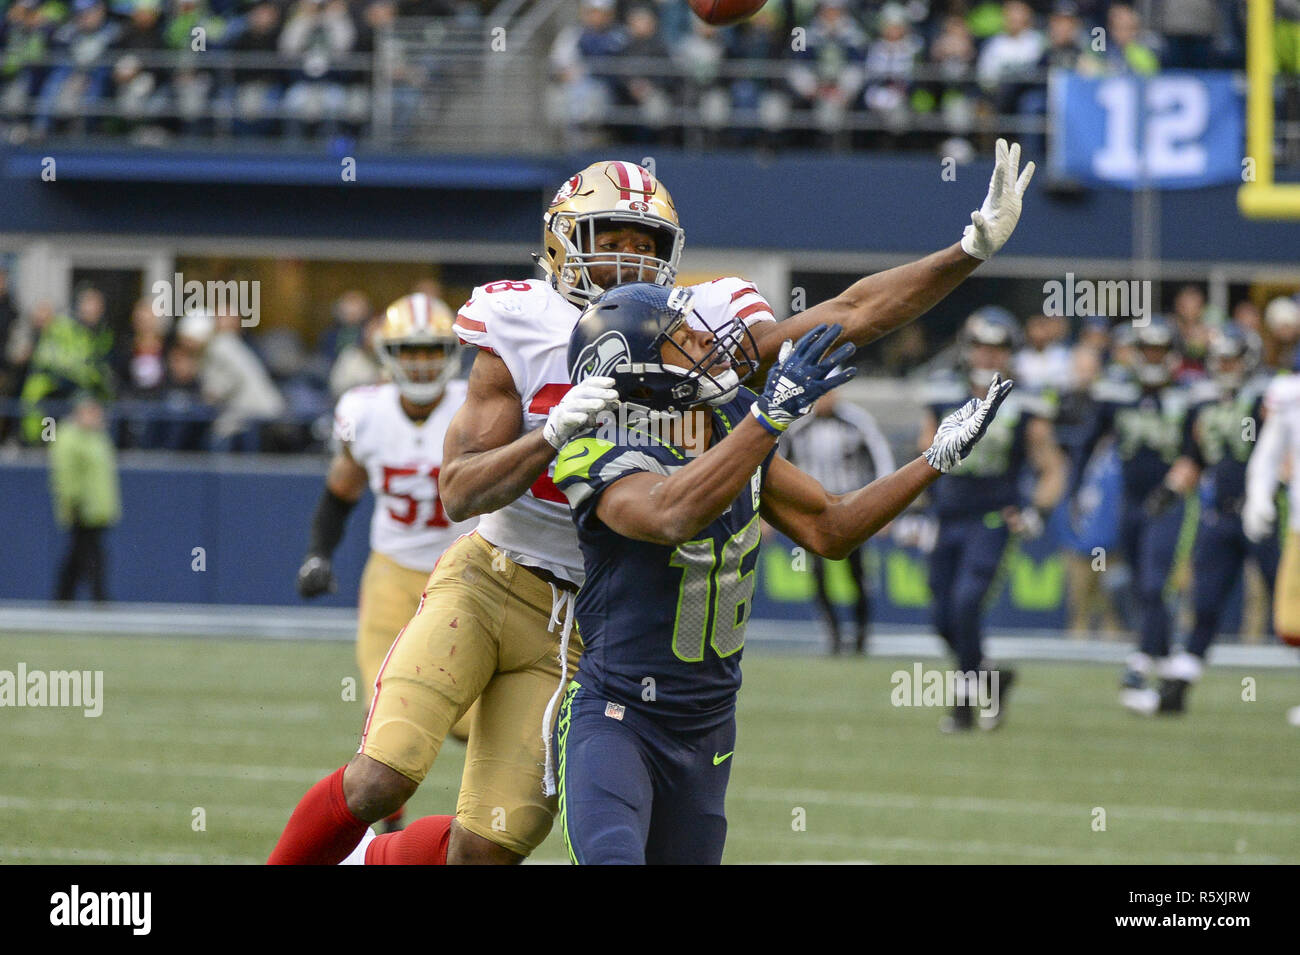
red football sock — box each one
[267,766,370,865]
[365,814,454,865]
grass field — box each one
[1,631,1297,864]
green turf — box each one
[0,632,1297,864]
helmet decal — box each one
[550,174,583,207]
[572,329,633,384]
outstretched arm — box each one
[748,140,1035,370]
[595,414,778,546]
[761,454,941,560]
[763,376,1016,558]
[592,324,856,545]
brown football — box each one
[687,0,768,26]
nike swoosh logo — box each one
[713,751,733,765]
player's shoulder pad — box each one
[1186,377,1221,407]
[1010,389,1055,421]
[455,279,554,351]
[1264,371,1300,412]
[333,383,388,446]
[1090,371,1139,405]
[685,276,775,328]
[920,373,968,408]
[554,431,677,511]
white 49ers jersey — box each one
[454,276,775,585]
[1258,374,1300,531]
[333,380,475,573]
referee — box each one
[783,393,896,654]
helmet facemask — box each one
[377,341,458,405]
[550,211,683,306]
[1208,331,1259,393]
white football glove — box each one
[925,374,1015,473]
[1009,506,1046,540]
[1242,492,1276,544]
[542,376,619,450]
[960,138,1035,261]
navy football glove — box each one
[752,324,857,434]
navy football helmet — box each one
[567,282,759,413]
[960,306,1022,390]
[1208,324,1261,390]
[1130,315,1179,387]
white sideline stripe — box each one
[0,753,328,784]
[725,831,1287,864]
[733,786,1300,827]
[3,602,1297,667]
[0,845,261,864]
[0,794,290,821]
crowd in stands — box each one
[550,0,1292,150]
[0,264,457,451]
[4,0,1296,149]
[0,0,482,142]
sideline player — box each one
[919,307,1065,731]
[1075,318,1200,712]
[1243,363,1300,727]
[1127,327,1277,714]
[269,142,1036,865]
[553,286,1013,863]
[294,294,479,766]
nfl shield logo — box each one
[604,701,626,721]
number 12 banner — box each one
[1048,69,1244,189]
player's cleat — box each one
[339,827,377,865]
[940,704,975,733]
[978,667,1016,731]
[1120,686,1160,715]
[1287,706,1300,728]
[1156,677,1190,715]
[1120,667,1146,690]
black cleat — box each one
[940,704,975,734]
[979,667,1016,731]
[1157,678,1190,715]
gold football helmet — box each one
[374,292,460,404]
[541,160,685,306]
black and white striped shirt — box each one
[782,402,897,495]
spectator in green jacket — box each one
[50,394,121,601]
[19,286,114,443]
[1101,3,1159,75]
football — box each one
[687,0,768,26]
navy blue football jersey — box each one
[1186,374,1269,513]
[1085,371,1197,501]
[923,373,1052,518]
[554,388,773,731]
